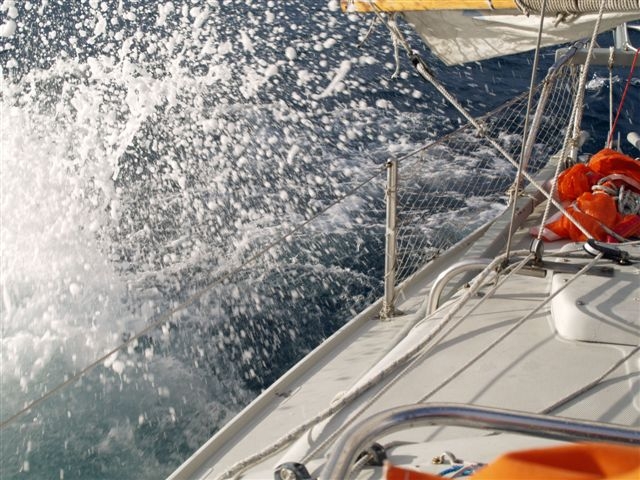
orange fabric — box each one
[588,148,640,186]
[611,214,640,241]
[575,192,620,228]
[385,444,640,480]
[535,148,640,242]
[557,163,602,202]
[472,443,640,479]
[545,193,620,242]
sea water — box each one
[1,2,637,478]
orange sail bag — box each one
[385,443,640,480]
[537,149,640,242]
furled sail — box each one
[404,10,640,65]
[342,0,640,14]
[341,1,640,65]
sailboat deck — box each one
[171,198,640,480]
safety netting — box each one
[393,65,579,285]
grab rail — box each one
[426,259,492,314]
[320,403,640,480]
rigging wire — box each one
[505,0,548,262]
[607,45,640,148]
[608,46,615,147]
[365,2,592,240]
[568,0,608,164]
[535,0,611,241]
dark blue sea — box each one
[0,2,637,479]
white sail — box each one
[403,10,640,65]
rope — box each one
[392,86,543,167]
[505,0,548,261]
[412,58,592,239]
[514,0,532,14]
[568,0,608,164]
[218,7,624,476]
[348,454,373,480]
[300,255,533,465]
[608,46,615,147]
[364,5,593,239]
[356,15,380,49]
[419,252,604,403]
[607,46,640,148]
[309,247,610,473]
[517,0,640,14]
[0,164,387,431]
[535,0,608,236]
[537,109,576,239]
[413,343,639,472]
[214,251,530,480]
[542,345,640,415]
[389,14,402,79]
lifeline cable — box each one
[214,251,532,480]
[0,163,387,430]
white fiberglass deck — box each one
[170,199,640,480]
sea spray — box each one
[0,2,401,478]
[2,1,622,478]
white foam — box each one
[314,60,351,99]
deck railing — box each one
[380,63,578,317]
[322,403,640,479]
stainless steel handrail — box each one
[320,403,640,480]
[426,259,492,314]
